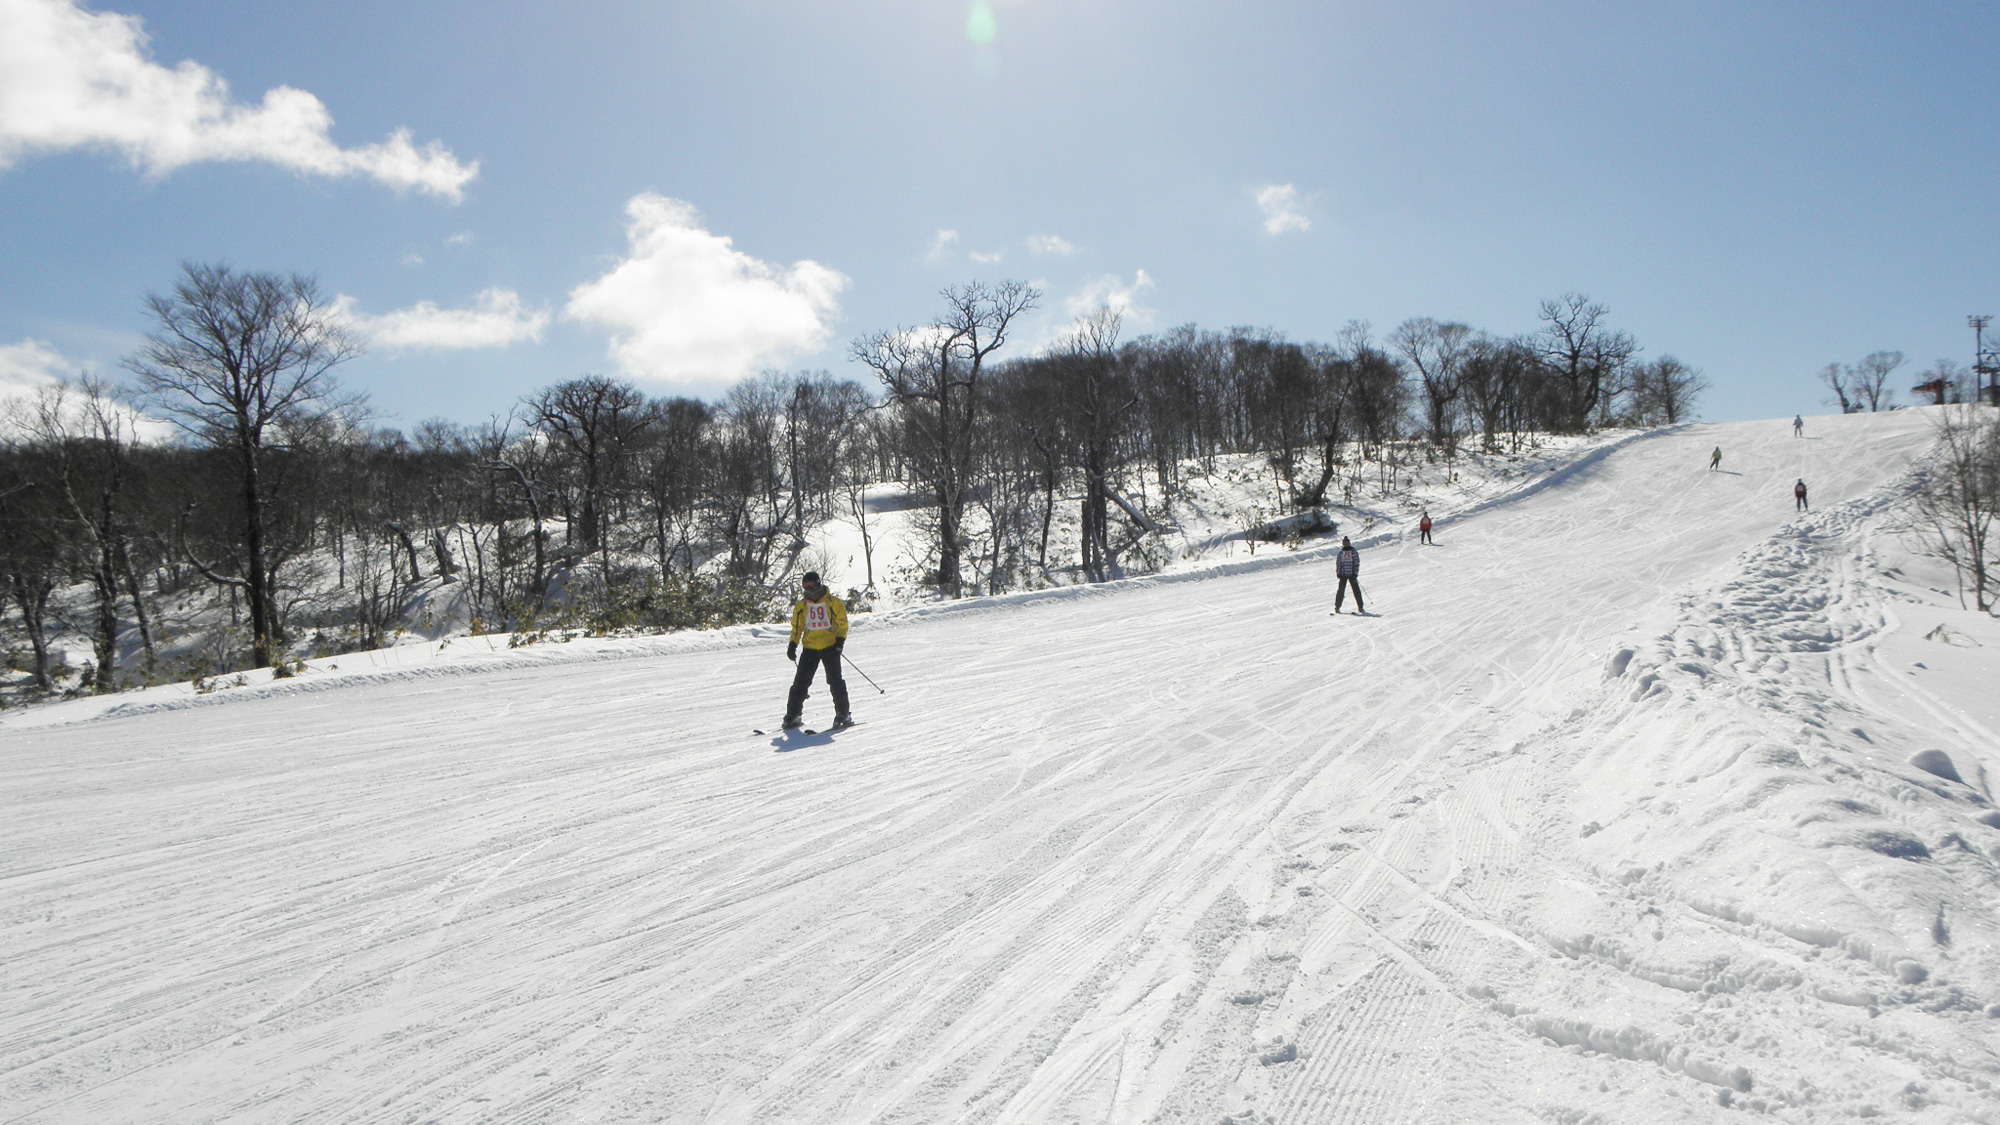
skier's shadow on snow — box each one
[1711,469,1745,476]
[770,730,837,752]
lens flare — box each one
[966,2,997,45]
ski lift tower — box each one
[1974,315,2000,406]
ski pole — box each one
[843,653,887,694]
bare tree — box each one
[524,375,650,586]
[1819,362,1857,414]
[853,280,1039,597]
[1459,334,1533,451]
[1283,343,1354,510]
[1535,294,1635,431]
[14,377,148,691]
[483,455,549,609]
[835,410,890,592]
[636,396,712,585]
[1629,355,1709,425]
[1909,405,1999,612]
[1129,324,1220,495]
[1852,350,1904,412]
[1341,324,1410,494]
[0,441,64,690]
[708,377,787,582]
[968,415,1043,594]
[781,372,870,547]
[126,263,361,668]
[1057,306,1149,580]
[1392,317,1471,449]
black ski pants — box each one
[1796,494,1808,511]
[1336,575,1364,613]
[787,645,850,720]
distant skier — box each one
[1793,414,1804,437]
[1334,537,1365,614]
[783,571,852,730]
[1709,445,1722,472]
[1418,510,1433,545]
[1794,478,1808,512]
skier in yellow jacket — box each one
[784,571,852,730]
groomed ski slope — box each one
[7,409,2000,1123]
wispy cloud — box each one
[336,289,549,351]
[1255,183,1311,235]
[0,0,477,200]
[564,193,848,386]
[929,228,1007,265]
[1027,233,1075,256]
[1064,269,1155,321]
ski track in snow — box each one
[6,410,1999,1123]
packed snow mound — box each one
[6,409,1998,1124]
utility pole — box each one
[1973,315,1999,406]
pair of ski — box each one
[753,720,860,737]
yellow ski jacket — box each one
[790,593,848,650]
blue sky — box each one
[2,0,1996,428]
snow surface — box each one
[7,410,2000,1123]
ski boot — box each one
[782,715,804,731]
[830,712,856,731]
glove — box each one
[833,638,845,655]
[786,642,798,662]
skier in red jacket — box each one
[1418,510,1433,545]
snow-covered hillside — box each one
[0,427,1630,707]
[6,410,1999,1123]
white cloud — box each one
[1255,183,1312,235]
[969,250,1005,264]
[564,193,848,385]
[444,231,474,247]
[1064,268,1155,321]
[400,251,425,268]
[336,288,549,351]
[0,0,477,200]
[0,337,72,398]
[1027,233,1075,256]
[0,337,171,441]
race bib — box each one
[805,603,832,631]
